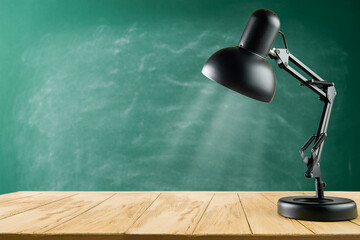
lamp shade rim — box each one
[202,46,276,103]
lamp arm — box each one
[269,48,337,199]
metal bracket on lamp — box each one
[269,44,336,199]
[268,34,355,221]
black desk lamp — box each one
[201,9,357,221]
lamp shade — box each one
[201,9,280,103]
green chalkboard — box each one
[0,0,359,194]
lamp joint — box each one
[270,48,289,68]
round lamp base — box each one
[278,196,357,221]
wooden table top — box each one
[0,191,359,240]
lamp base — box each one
[278,196,357,221]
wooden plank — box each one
[297,220,360,235]
[193,192,251,235]
[0,192,114,233]
[0,192,77,220]
[127,192,214,235]
[0,192,41,203]
[46,192,160,234]
[263,191,360,235]
[0,191,358,240]
[238,192,313,235]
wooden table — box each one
[0,191,359,240]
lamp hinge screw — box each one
[305,172,314,178]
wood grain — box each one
[0,192,41,203]
[0,191,359,240]
[0,192,77,219]
[238,192,313,235]
[126,192,214,235]
[47,192,160,233]
[193,192,251,235]
[0,192,114,233]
